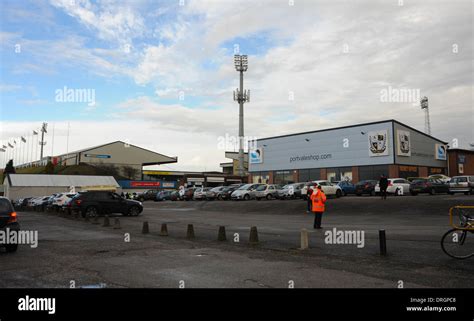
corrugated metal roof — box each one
[7,174,120,187]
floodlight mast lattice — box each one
[420,96,431,136]
[233,54,250,177]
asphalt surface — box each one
[1,193,473,288]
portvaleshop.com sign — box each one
[289,153,332,163]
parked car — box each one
[375,178,411,195]
[47,193,77,212]
[136,190,158,202]
[155,190,176,201]
[277,183,306,199]
[409,178,449,195]
[206,186,225,200]
[407,177,426,183]
[183,187,197,201]
[428,174,451,184]
[0,197,19,253]
[337,181,356,196]
[35,196,52,211]
[355,180,378,196]
[70,191,143,218]
[193,187,212,200]
[219,184,243,200]
[313,180,343,198]
[231,184,264,200]
[255,184,280,200]
[448,176,474,195]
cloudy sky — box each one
[0,0,472,171]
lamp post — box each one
[233,54,250,177]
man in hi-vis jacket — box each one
[310,184,327,229]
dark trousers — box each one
[307,198,312,212]
[313,211,323,228]
[380,188,387,199]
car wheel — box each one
[5,244,18,253]
[128,206,141,216]
[430,188,436,195]
[370,190,375,196]
[217,195,222,200]
[336,190,342,198]
[243,194,250,201]
[342,190,347,196]
[266,194,272,200]
[85,206,99,218]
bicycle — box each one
[441,206,474,259]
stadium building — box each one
[248,120,448,184]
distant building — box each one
[447,148,474,176]
[141,170,245,188]
[4,174,120,200]
[220,151,248,175]
[32,141,177,180]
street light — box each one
[233,54,250,177]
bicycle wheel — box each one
[441,228,474,259]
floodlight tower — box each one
[233,54,250,177]
[39,122,48,160]
[420,96,431,136]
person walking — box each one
[379,174,388,200]
[310,184,327,229]
[306,183,313,213]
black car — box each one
[135,190,158,201]
[0,197,20,253]
[355,180,378,196]
[71,191,143,218]
[220,184,244,200]
[409,178,449,195]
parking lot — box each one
[1,194,473,288]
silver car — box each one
[449,176,474,195]
[231,184,264,200]
[255,184,280,200]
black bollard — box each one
[379,229,387,256]
[142,221,149,234]
[249,226,259,244]
[160,223,168,236]
[217,226,227,241]
[186,224,195,240]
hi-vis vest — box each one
[310,189,327,212]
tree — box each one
[122,165,139,180]
[4,159,15,175]
[45,161,54,174]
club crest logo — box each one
[368,130,388,156]
[397,130,411,156]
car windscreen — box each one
[454,177,468,182]
[256,185,267,191]
[413,179,427,183]
[0,199,14,214]
[237,184,252,190]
